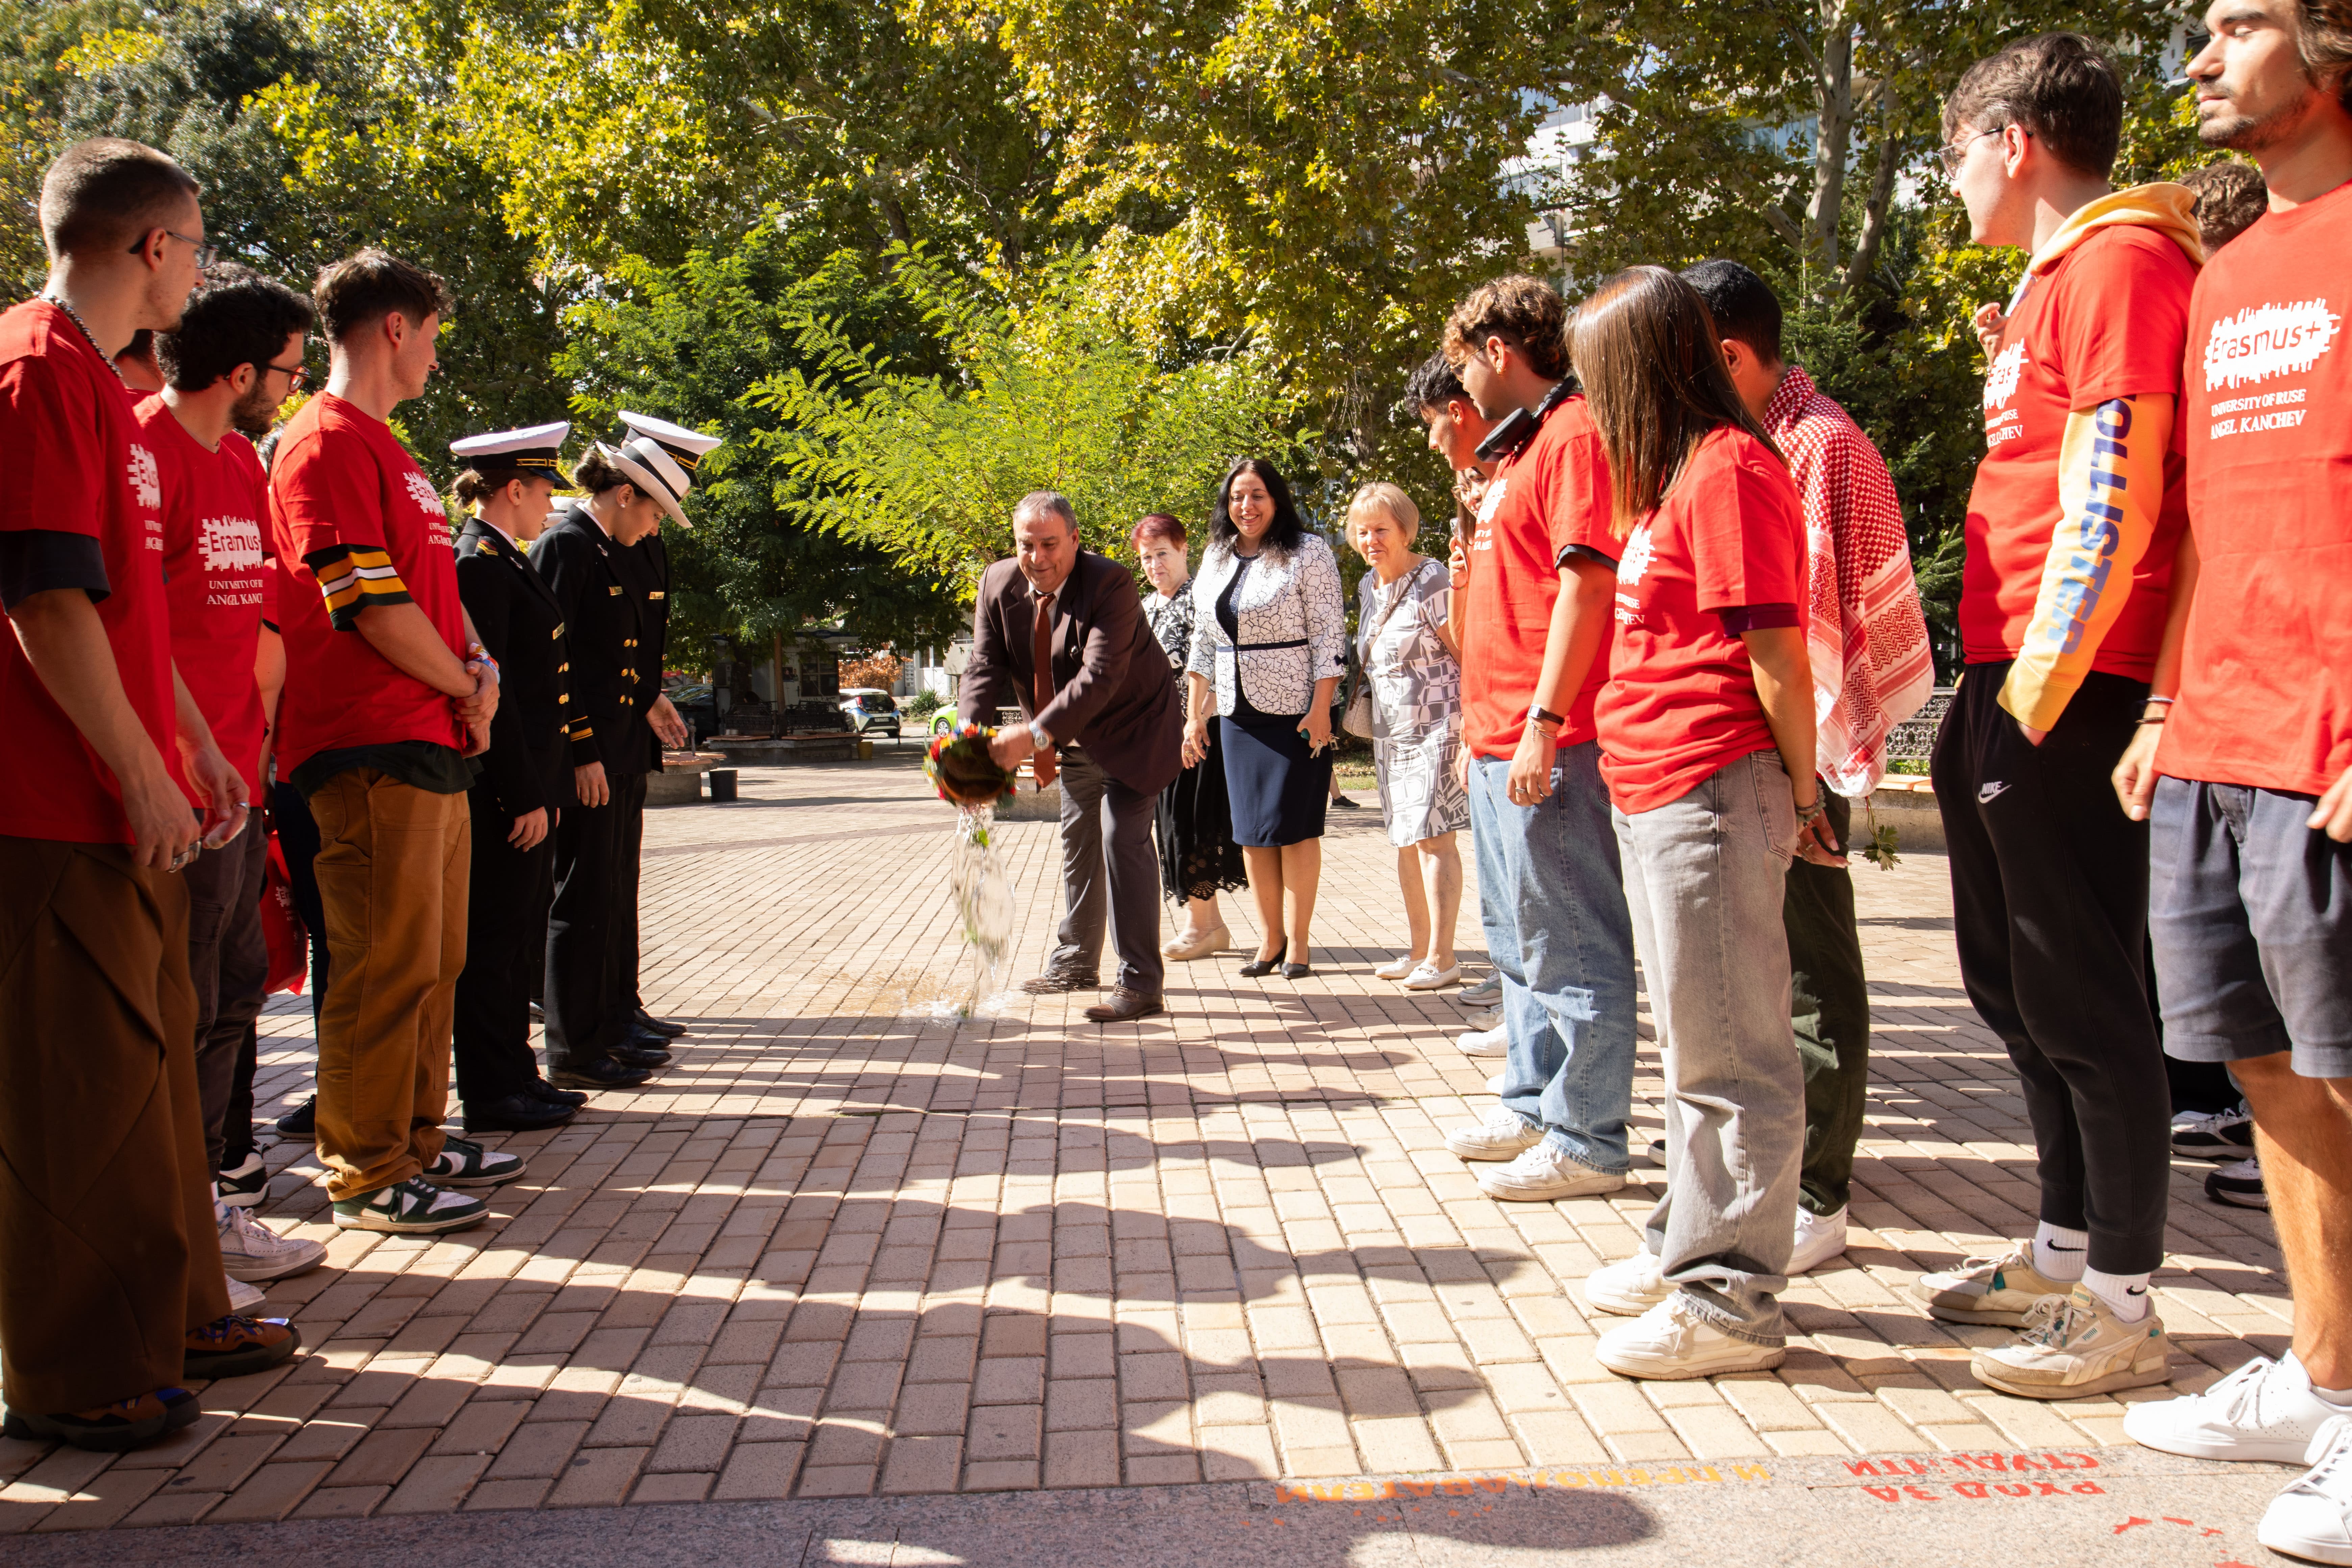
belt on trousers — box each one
[1220,638,1307,653]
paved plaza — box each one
[0,751,2306,1562]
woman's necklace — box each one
[40,293,125,384]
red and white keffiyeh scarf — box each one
[1764,367,1933,797]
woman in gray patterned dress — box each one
[1348,483,1468,989]
[1134,513,1244,959]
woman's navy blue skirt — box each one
[1217,713,1331,847]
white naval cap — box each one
[597,411,722,529]
[449,419,571,477]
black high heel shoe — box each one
[1239,941,1288,979]
[1281,956,1313,980]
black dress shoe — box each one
[548,1058,654,1091]
[462,1091,577,1134]
[1238,941,1288,979]
[274,1096,316,1139]
[617,1036,673,1067]
[1281,961,1313,980]
[634,1008,687,1039]
[1083,988,1165,1023]
[528,1078,589,1109]
[625,1024,677,1054]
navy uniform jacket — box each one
[618,528,672,771]
[532,504,653,778]
[454,516,575,817]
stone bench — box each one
[645,751,728,808]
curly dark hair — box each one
[1206,458,1306,561]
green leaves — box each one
[750,243,1295,592]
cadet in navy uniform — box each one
[609,412,712,1052]
[530,417,714,1088]
[448,422,590,1131]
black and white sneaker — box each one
[332,1177,487,1233]
[2172,1105,2256,1161]
[423,1136,526,1189]
[215,1150,269,1209]
[2207,1156,2269,1209]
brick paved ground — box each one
[0,750,2295,1534]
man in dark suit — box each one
[961,490,1181,1022]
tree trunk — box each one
[1842,98,1904,294]
[1806,0,1854,276]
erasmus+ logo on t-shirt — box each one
[403,469,444,516]
[128,443,162,512]
[2203,300,2341,391]
[1984,343,2028,410]
[200,513,264,574]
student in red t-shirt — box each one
[1406,353,1508,1028]
[0,139,295,1452]
[1429,277,1640,1206]
[267,250,518,1238]
[142,266,327,1297]
[2110,7,2352,1556]
[1913,33,2200,1403]
[1573,265,1826,1382]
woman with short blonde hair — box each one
[1346,482,1467,989]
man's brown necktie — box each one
[1030,590,1058,787]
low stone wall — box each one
[702,734,872,765]
[1865,776,1943,854]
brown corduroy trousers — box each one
[306,770,469,1202]
[0,836,231,1414]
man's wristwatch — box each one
[1526,702,1564,733]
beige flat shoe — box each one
[1161,925,1231,960]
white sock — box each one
[2033,1223,2089,1282]
[2081,1266,2153,1322]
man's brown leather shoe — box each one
[1084,987,1165,1023]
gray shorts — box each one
[2150,776,2352,1080]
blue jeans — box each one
[1467,742,1638,1173]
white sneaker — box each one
[1445,1105,1543,1161]
[1476,1143,1624,1201]
[1790,1205,1848,1275]
[225,1272,266,1312]
[2262,1416,2352,1566]
[1969,1284,2172,1400]
[1457,975,1501,1006]
[1404,960,1461,990]
[1485,1072,1505,1096]
[218,1201,328,1282]
[2126,1353,2347,1463]
[1464,1005,1503,1030]
[1585,1250,1673,1317]
[1374,953,1420,980]
[1911,1242,2072,1327]
[1595,1293,1786,1380]
[1455,1023,1509,1057]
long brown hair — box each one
[1573,266,1779,537]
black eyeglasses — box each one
[140,228,220,268]
[1938,127,2022,175]
[263,358,309,390]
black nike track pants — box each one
[1932,664,2169,1274]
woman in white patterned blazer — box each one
[1182,459,1348,980]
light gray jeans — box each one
[1613,750,1806,1346]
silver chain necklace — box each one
[39,293,126,384]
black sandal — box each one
[1238,941,1288,978]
